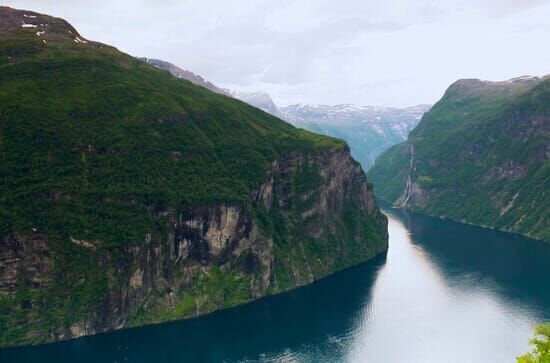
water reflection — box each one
[345,208,549,363]
[1,207,549,363]
[0,254,387,363]
[390,207,550,320]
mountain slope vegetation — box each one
[369,76,550,241]
[0,7,387,347]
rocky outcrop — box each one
[0,147,387,346]
[0,233,53,297]
[140,58,231,97]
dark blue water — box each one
[2,207,549,362]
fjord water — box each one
[2,207,549,363]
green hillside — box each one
[0,7,387,346]
[369,76,550,241]
[0,13,343,245]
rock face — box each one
[0,7,387,347]
[0,148,387,345]
[369,75,550,242]
[230,91,283,117]
[140,58,231,97]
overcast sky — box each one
[4,0,550,107]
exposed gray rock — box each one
[0,147,387,345]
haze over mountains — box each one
[281,103,430,169]
[144,58,430,169]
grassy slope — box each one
[369,78,550,241]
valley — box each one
[0,4,548,362]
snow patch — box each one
[370,124,385,135]
[74,36,88,44]
[23,14,37,18]
[70,236,96,250]
[36,30,45,36]
[21,23,37,28]
[505,75,539,84]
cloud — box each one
[3,0,550,107]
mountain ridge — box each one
[369,75,549,241]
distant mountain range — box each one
[228,90,283,117]
[280,103,430,169]
[141,58,429,170]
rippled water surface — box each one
[2,207,549,362]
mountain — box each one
[140,57,231,96]
[281,104,430,169]
[369,75,549,241]
[229,90,282,117]
[140,59,283,117]
[0,7,387,347]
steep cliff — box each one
[369,76,549,241]
[0,7,387,347]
